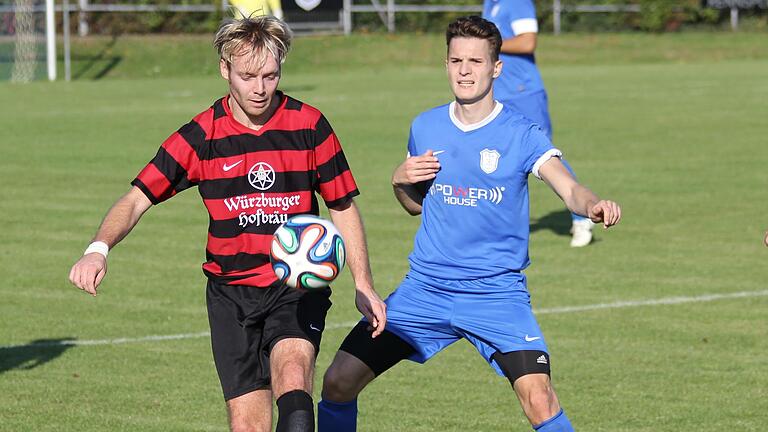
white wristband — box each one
[84,241,109,258]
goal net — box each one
[1,0,47,82]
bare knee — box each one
[514,374,561,425]
[322,351,375,402]
[229,419,271,432]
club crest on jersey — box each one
[479,148,500,174]
[248,162,276,190]
[296,0,321,11]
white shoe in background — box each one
[570,219,595,248]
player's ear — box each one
[492,59,502,79]
[219,58,230,81]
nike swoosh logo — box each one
[309,324,321,332]
[432,150,445,156]
[222,160,243,172]
[524,335,541,342]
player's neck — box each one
[228,94,281,131]
[452,96,496,126]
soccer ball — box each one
[270,215,346,291]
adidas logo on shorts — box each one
[537,355,548,365]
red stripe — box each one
[161,132,199,180]
[207,232,272,256]
[203,260,274,277]
[319,170,358,203]
[199,150,316,181]
[204,191,315,221]
[191,107,215,136]
[136,163,175,202]
[314,133,342,166]
[211,95,321,139]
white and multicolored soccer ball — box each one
[270,215,346,291]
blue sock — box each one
[533,409,574,432]
[317,398,357,432]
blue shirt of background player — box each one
[483,0,544,99]
[406,101,561,279]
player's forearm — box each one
[500,33,537,55]
[93,187,152,249]
[329,201,375,293]
[393,184,423,216]
[564,184,599,219]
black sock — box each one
[276,390,314,432]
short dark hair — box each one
[445,16,502,62]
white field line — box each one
[3,289,767,350]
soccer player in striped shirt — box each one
[68,16,386,432]
[318,16,620,432]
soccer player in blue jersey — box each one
[483,0,595,247]
[317,16,621,431]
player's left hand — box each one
[588,200,621,228]
[354,288,387,338]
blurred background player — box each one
[317,15,621,432]
[231,0,284,20]
[68,16,385,432]
[482,0,595,247]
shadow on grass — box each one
[71,35,122,80]
[530,208,572,237]
[0,338,75,373]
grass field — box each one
[1,32,767,431]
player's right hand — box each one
[391,149,441,186]
[69,253,108,297]
[354,288,387,338]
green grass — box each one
[1,32,767,431]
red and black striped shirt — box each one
[132,92,359,287]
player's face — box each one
[445,37,501,105]
[220,49,281,124]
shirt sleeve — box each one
[509,0,538,36]
[313,114,360,207]
[521,124,561,179]
[407,126,417,158]
[131,120,202,205]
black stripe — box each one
[193,130,314,161]
[317,152,351,184]
[206,251,270,273]
[153,147,196,194]
[325,190,360,209]
[208,200,320,238]
[178,120,207,155]
[198,170,317,200]
[212,98,227,120]
[284,96,303,111]
[314,115,334,147]
[130,179,161,205]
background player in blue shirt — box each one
[317,16,621,432]
[483,0,596,247]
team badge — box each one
[479,148,500,174]
[248,162,276,190]
[295,0,321,11]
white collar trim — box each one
[449,101,503,132]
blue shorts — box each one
[380,270,548,377]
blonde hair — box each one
[214,16,293,67]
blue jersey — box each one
[407,102,561,279]
[483,0,545,99]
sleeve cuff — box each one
[532,148,562,179]
[511,18,538,35]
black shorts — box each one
[206,279,332,401]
